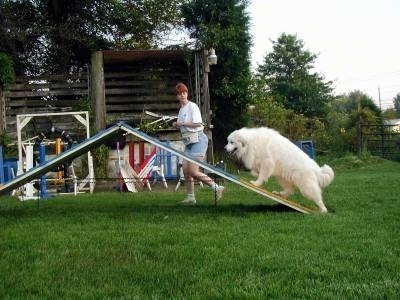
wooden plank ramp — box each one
[119,123,316,214]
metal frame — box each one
[16,111,94,193]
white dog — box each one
[225,127,334,213]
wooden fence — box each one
[1,74,89,140]
[0,50,212,145]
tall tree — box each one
[181,0,252,147]
[0,1,43,74]
[257,33,334,118]
[0,0,183,75]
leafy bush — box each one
[92,144,109,179]
[0,53,15,86]
[247,97,336,154]
[0,132,17,158]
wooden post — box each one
[0,84,5,132]
[90,51,106,131]
[202,50,213,163]
[202,50,211,128]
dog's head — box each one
[224,129,248,158]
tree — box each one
[181,0,252,148]
[331,91,381,154]
[257,33,334,118]
[0,1,43,74]
[332,90,381,115]
[382,108,398,119]
[0,0,183,75]
[0,53,15,86]
[393,93,400,117]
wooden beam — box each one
[90,51,106,131]
[0,85,5,131]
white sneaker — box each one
[180,197,196,205]
[216,186,225,201]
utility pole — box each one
[378,87,382,111]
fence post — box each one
[380,120,384,158]
[357,117,362,155]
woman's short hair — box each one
[175,82,188,94]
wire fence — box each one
[361,124,400,160]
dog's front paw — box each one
[273,190,291,198]
[272,191,287,198]
[250,180,262,187]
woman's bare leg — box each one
[182,158,225,201]
[183,159,214,187]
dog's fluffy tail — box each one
[318,164,334,188]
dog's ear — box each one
[240,139,247,149]
[235,132,247,149]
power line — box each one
[337,70,400,84]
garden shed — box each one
[90,49,214,139]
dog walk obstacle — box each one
[0,122,315,214]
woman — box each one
[173,82,224,204]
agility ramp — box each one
[119,123,315,214]
[0,125,123,196]
[0,122,315,213]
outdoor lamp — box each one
[207,48,217,65]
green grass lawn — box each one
[0,156,399,299]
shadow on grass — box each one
[0,197,304,219]
[221,203,298,213]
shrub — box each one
[0,53,15,86]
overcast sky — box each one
[247,0,400,109]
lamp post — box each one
[202,48,218,164]
[204,48,218,73]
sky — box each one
[247,0,400,110]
